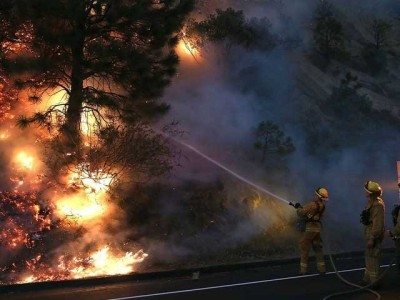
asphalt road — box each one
[1,252,399,300]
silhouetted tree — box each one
[312,1,345,60]
[1,0,194,149]
[185,8,276,52]
[325,72,372,119]
[305,72,400,155]
[254,121,295,163]
[370,18,393,50]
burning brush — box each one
[0,192,51,250]
[16,246,148,284]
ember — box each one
[0,192,48,249]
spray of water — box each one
[167,134,290,205]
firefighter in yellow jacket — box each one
[292,187,329,275]
[360,181,385,286]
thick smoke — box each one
[147,0,400,261]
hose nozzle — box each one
[289,202,302,209]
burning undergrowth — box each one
[0,165,149,284]
[0,100,153,284]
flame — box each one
[80,109,98,137]
[39,89,68,109]
[68,166,114,194]
[20,275,35,283]
[18,247,148,283]
[14,152,34,170]
[178,39,198,57]
[80,174,113,194]
[0,63,150,284]
[38,89,99,137]
[0,131,9,139]
[0,225,27,248]
[68,246,148,278]
[54,166,114,222]
[55,192,106,221]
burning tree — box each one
[0,0,19,128]
[0,76,17,124]
[0,2,194,283]
[0,0,194,149]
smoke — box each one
[2,0,400,279]
[146,0,400,261]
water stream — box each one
[167,135,290,205]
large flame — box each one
[0,64,148,285]
[67,246,148,278]
[54,167,114,222]
[14,152,35,170]
[55,192,106,222]
[18,247,148,283]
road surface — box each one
[1,252,399,300]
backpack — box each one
[360,207,372,225]
[392,204,400,226]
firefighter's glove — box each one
[289,202,302,209]
[367,239,375,249]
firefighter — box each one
[292,187,329,275]
[360,180,385,286]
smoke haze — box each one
[155,0,400,256]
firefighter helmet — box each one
[364,181,382,196]
[315,187,329,200]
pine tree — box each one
[1,0,194,148]
[312,1,345,61]
[254,121,295,163]
[185,8,276,52]
[370,18,392,50]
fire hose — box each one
[163,136,397,299]
[288,202,397,299]
[320,221,397,300]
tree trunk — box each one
[61,6,86,150]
